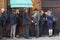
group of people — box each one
[32,9,56,38]
[0,8,56,39]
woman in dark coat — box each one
[15,9,23,37]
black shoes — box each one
[24,37,32,39]
[49,35,52,37]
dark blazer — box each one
[10,13,17,25]
[16,13,23,26]
[23,12,31,25]
[0,16,2,25]
[1,12,8,23]
[40,14,46,22]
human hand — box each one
[35,23,37,25]
[53,18,56,21]
[43,18,45,20]
[46,18,47,21]
[32,20,34,23]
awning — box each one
[10,0,33,8]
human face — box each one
[16,9,19,14]
[47,10,51,16]
[41,10,44,15]
[25,9,28,13]
[1,8,5,13]
[34,10,38,13]
[45,12,48,15]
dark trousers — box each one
[39,21,44,36]
[53,21,56,35]
[24,24,29,38]
[16,24,20,35]
[0,24,2,38]
[32,23,39,37]
[2,22,7,37]
[32,23,35,36]
[35,23,39,37]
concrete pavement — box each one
[1,35,60,40]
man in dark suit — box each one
[39,10,45,36]
[23,8,31,39]
[1,8,8,37]
[0,16,2,39]
[32,9,40,37]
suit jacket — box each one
[10,13,17,25]
[23,12,31,25]
[16,12,23,26]
[0,16,2,25]
[32,13,40,23]
[40,14,46,22]
[1,12,8,23]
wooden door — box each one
[0,0,7,16]
[32,0,41,13]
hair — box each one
[48,8,53,11]
[12,9,16,13]
[34,8,38,11]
